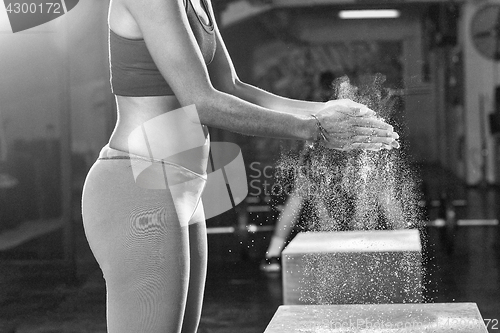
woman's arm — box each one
[205,19,399,150]
[207,23,324,115]
[235,80,325,115]
[124,0,316,141]
[124,0,397,149]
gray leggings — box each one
[81,145,207,333]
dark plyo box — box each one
[282,230,422,305]
[264,303,488,333]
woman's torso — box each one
[107,0,215,174]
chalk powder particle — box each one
[274,75,429,305]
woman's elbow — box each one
[210,78,236,96]
[176,84,218,108]
[180,87,225,118]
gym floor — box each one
[0,165,499,333]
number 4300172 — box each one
[485,319,499,329]
[6,3,62,14]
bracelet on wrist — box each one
[311,114,329,143]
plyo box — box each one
[264,303,488,333]
[282,230,422,305]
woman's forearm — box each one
[232,80,325,116]
[192,87,317,141]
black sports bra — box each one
[109,0,216,97]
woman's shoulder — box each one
[109,0,189,39]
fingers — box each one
[358,107,376,117]
[346,142,386,151]
[338,106,375,118]
[338,106,376,117]
[321,140,388,151]
[323,126,399,145]
[352,117,394,131]
[326,99,376,117]
[320,136,397,151]
[315,98,401,152]
[351,135,394,145]
[350,135,400,149]
[349,120,400,149]
[352,127,399,140]
[321,130,400,151]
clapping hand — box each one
[313,99,399,151]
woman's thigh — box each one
[82,159,192,333]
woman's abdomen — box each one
[109,95,209,175]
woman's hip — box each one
[81,147,208,244]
